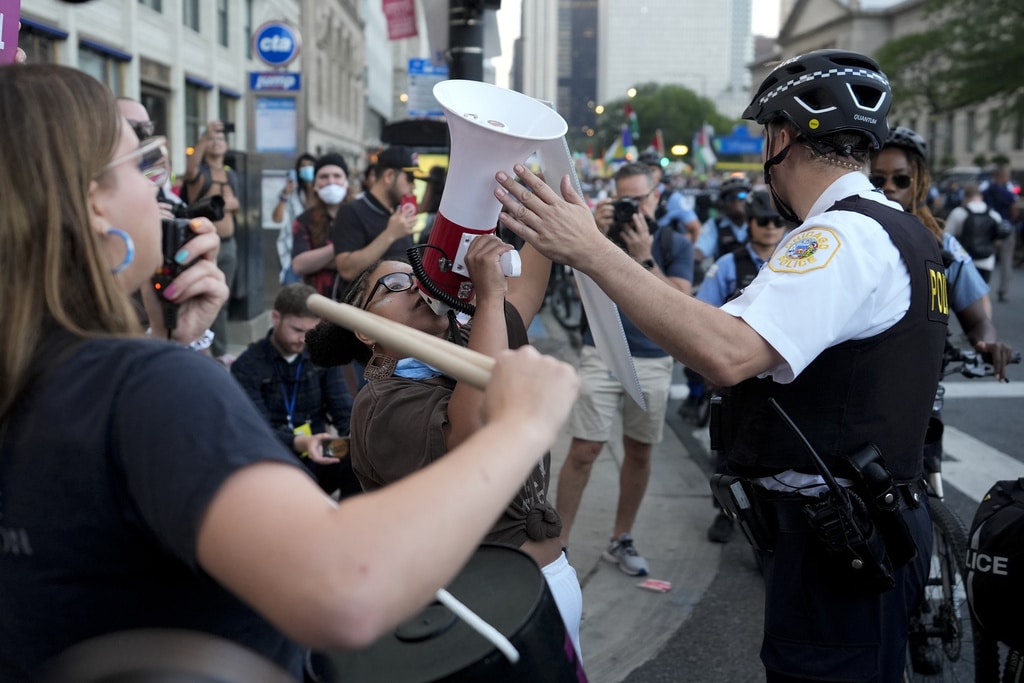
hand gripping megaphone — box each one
[408,80,568,316]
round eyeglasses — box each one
[362,271,416,310]
[868,173,913,190]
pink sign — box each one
[0,0,20,66]
[382,0,417,41]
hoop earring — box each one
[107,228,135,275]
[363,344,397,381]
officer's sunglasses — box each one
[754,216,783,227]
[362,271,416,310]
[868,173,913,190]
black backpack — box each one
[966,478,1024,650]
[959,208,999,260]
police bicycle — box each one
[905,346,1021,683]
[545,262,583,331]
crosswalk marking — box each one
[941,382,1024,399]
[936,426,1023,502]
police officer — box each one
[696,190,788,544]
[494,49,947,682]
[693,175,753,264]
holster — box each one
[709,474,776,553]
[843,443,919,568]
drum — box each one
[306,545,585,683]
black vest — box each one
[725,246,760,302]
[715,218,745,256]
[723,196,949,482]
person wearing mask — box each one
[314,233,584,661]
[870,126,1014,379]
[0,64,580,683]
[274,153,317,284]
[291,153,350,299]
[331,145,420,284]
[494,49,950,682]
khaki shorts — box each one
[568,345,675,444]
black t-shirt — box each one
[0,338,306,681]
[330,193,413,263]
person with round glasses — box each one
[316,235,584,661]
[871,126,1014,380]
[0,64,581,681]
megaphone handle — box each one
[499,250,521,278]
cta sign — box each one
[250,72,301,91]
[252,21,300,68]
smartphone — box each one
[223,122,236,134]
[287,169,297,184]
[400,193,418,214]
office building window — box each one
[965,110,976,153]
[183,0,200,32]
[219,90,239,134]
[988,110,1001,152]
[139,0,162,11]
[185,81,208,146]
[18,22,64,64]
[78,43,127,96]
[217,0,229,47]
[244,0,253,59]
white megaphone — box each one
[409,80,568,316]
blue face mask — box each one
[298,166,315,183]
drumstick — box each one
[306,294,495,390]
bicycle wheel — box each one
[904,500,980,682]
[548,268,582,330]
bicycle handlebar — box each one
[942,346,1022,379]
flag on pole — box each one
[693,122,717,171]
[653,129,665,156]
[624,103,640,141]
[603,126,624,164]
[622,124,638,161]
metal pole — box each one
[448,0,486,81]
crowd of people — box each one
[2,43,1022,683]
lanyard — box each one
[274,358,304,430]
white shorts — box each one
[568,345,674,444]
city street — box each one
[531,265,1024,683]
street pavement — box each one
[527,311,752,683]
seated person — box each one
[231,283,360,498]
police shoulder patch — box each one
[769,227,841,274]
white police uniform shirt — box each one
[721,173,910,385]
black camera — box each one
[612,197,640,224]
[222,122,235,134]
[151,197,225,334]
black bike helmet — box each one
[742,49,892,150]
[719,176,752,198]
[883,126,928,160]
[746,190,780,221]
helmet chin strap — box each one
[763,130,801,224]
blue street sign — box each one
[715,125,764,156]
[252,21,300,68]
[250,72,301,91]
[407,59,448,118]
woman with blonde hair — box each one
[0,64,579,681]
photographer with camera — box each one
[555,162,693,577]
[184,119,242,363]
[495,49,948,681]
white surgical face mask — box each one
[317,183,347,205]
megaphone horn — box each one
[409,80,568,316]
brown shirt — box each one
[349,302,562,548]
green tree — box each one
[875,0,1024,121]
[580,82,737,161]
